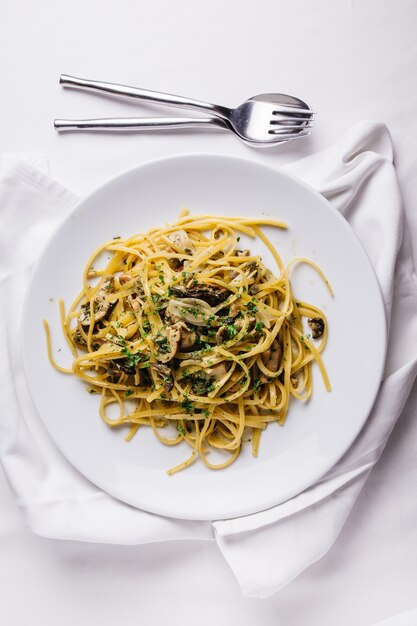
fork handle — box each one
[54,116,228,132]
[59,74,230,120]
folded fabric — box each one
[371,608,417,626]
[1,121,416,598]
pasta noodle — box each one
[44,212,332,474]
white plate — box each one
[22,154,386,520]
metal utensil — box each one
[54,116,229,133]
[55,74,314,146]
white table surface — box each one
[1,1,417,624]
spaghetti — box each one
[44,212,332,474]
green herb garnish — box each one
[226,323,238,339]
[153,332,170,354]
[180,398,195,415]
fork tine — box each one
[268,130,312,138]
[272,107,315,115]
[270,115,315,123]
[269,121,314,129]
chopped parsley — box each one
[207,314,216,326]
[179,398,195,414]
[153,332,171,354]
[121,349,142,367]
[125,390,134,397]
[255,321,264,332]
[253,378,261,392]
[116,335,127,347]
[116,335,143,367]
[226,323,238,339]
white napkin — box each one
[371,608,417,626]
[1,122,416,598]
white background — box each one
[1,1,417,624]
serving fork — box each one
[55,74,315,147]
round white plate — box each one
[22,154,386,520]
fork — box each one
[55,74,315,146]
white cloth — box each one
[371,608,417,626]
[1,122,416,598]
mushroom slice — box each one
[167,298,217,327]
[259,339,282,383]
[128,280,146,315]
[133,278,145,297]
[150,363,174,393]
[168,230,195,255]
[168,257,183,271]
[179,327,198,352]
[169,284,230,306]
[79,276,114,326]
[153,323,182,363]
[110,358,137,376]
[162,313,198,352]
[308,317,325,339]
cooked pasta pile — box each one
[44,211,332,474]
